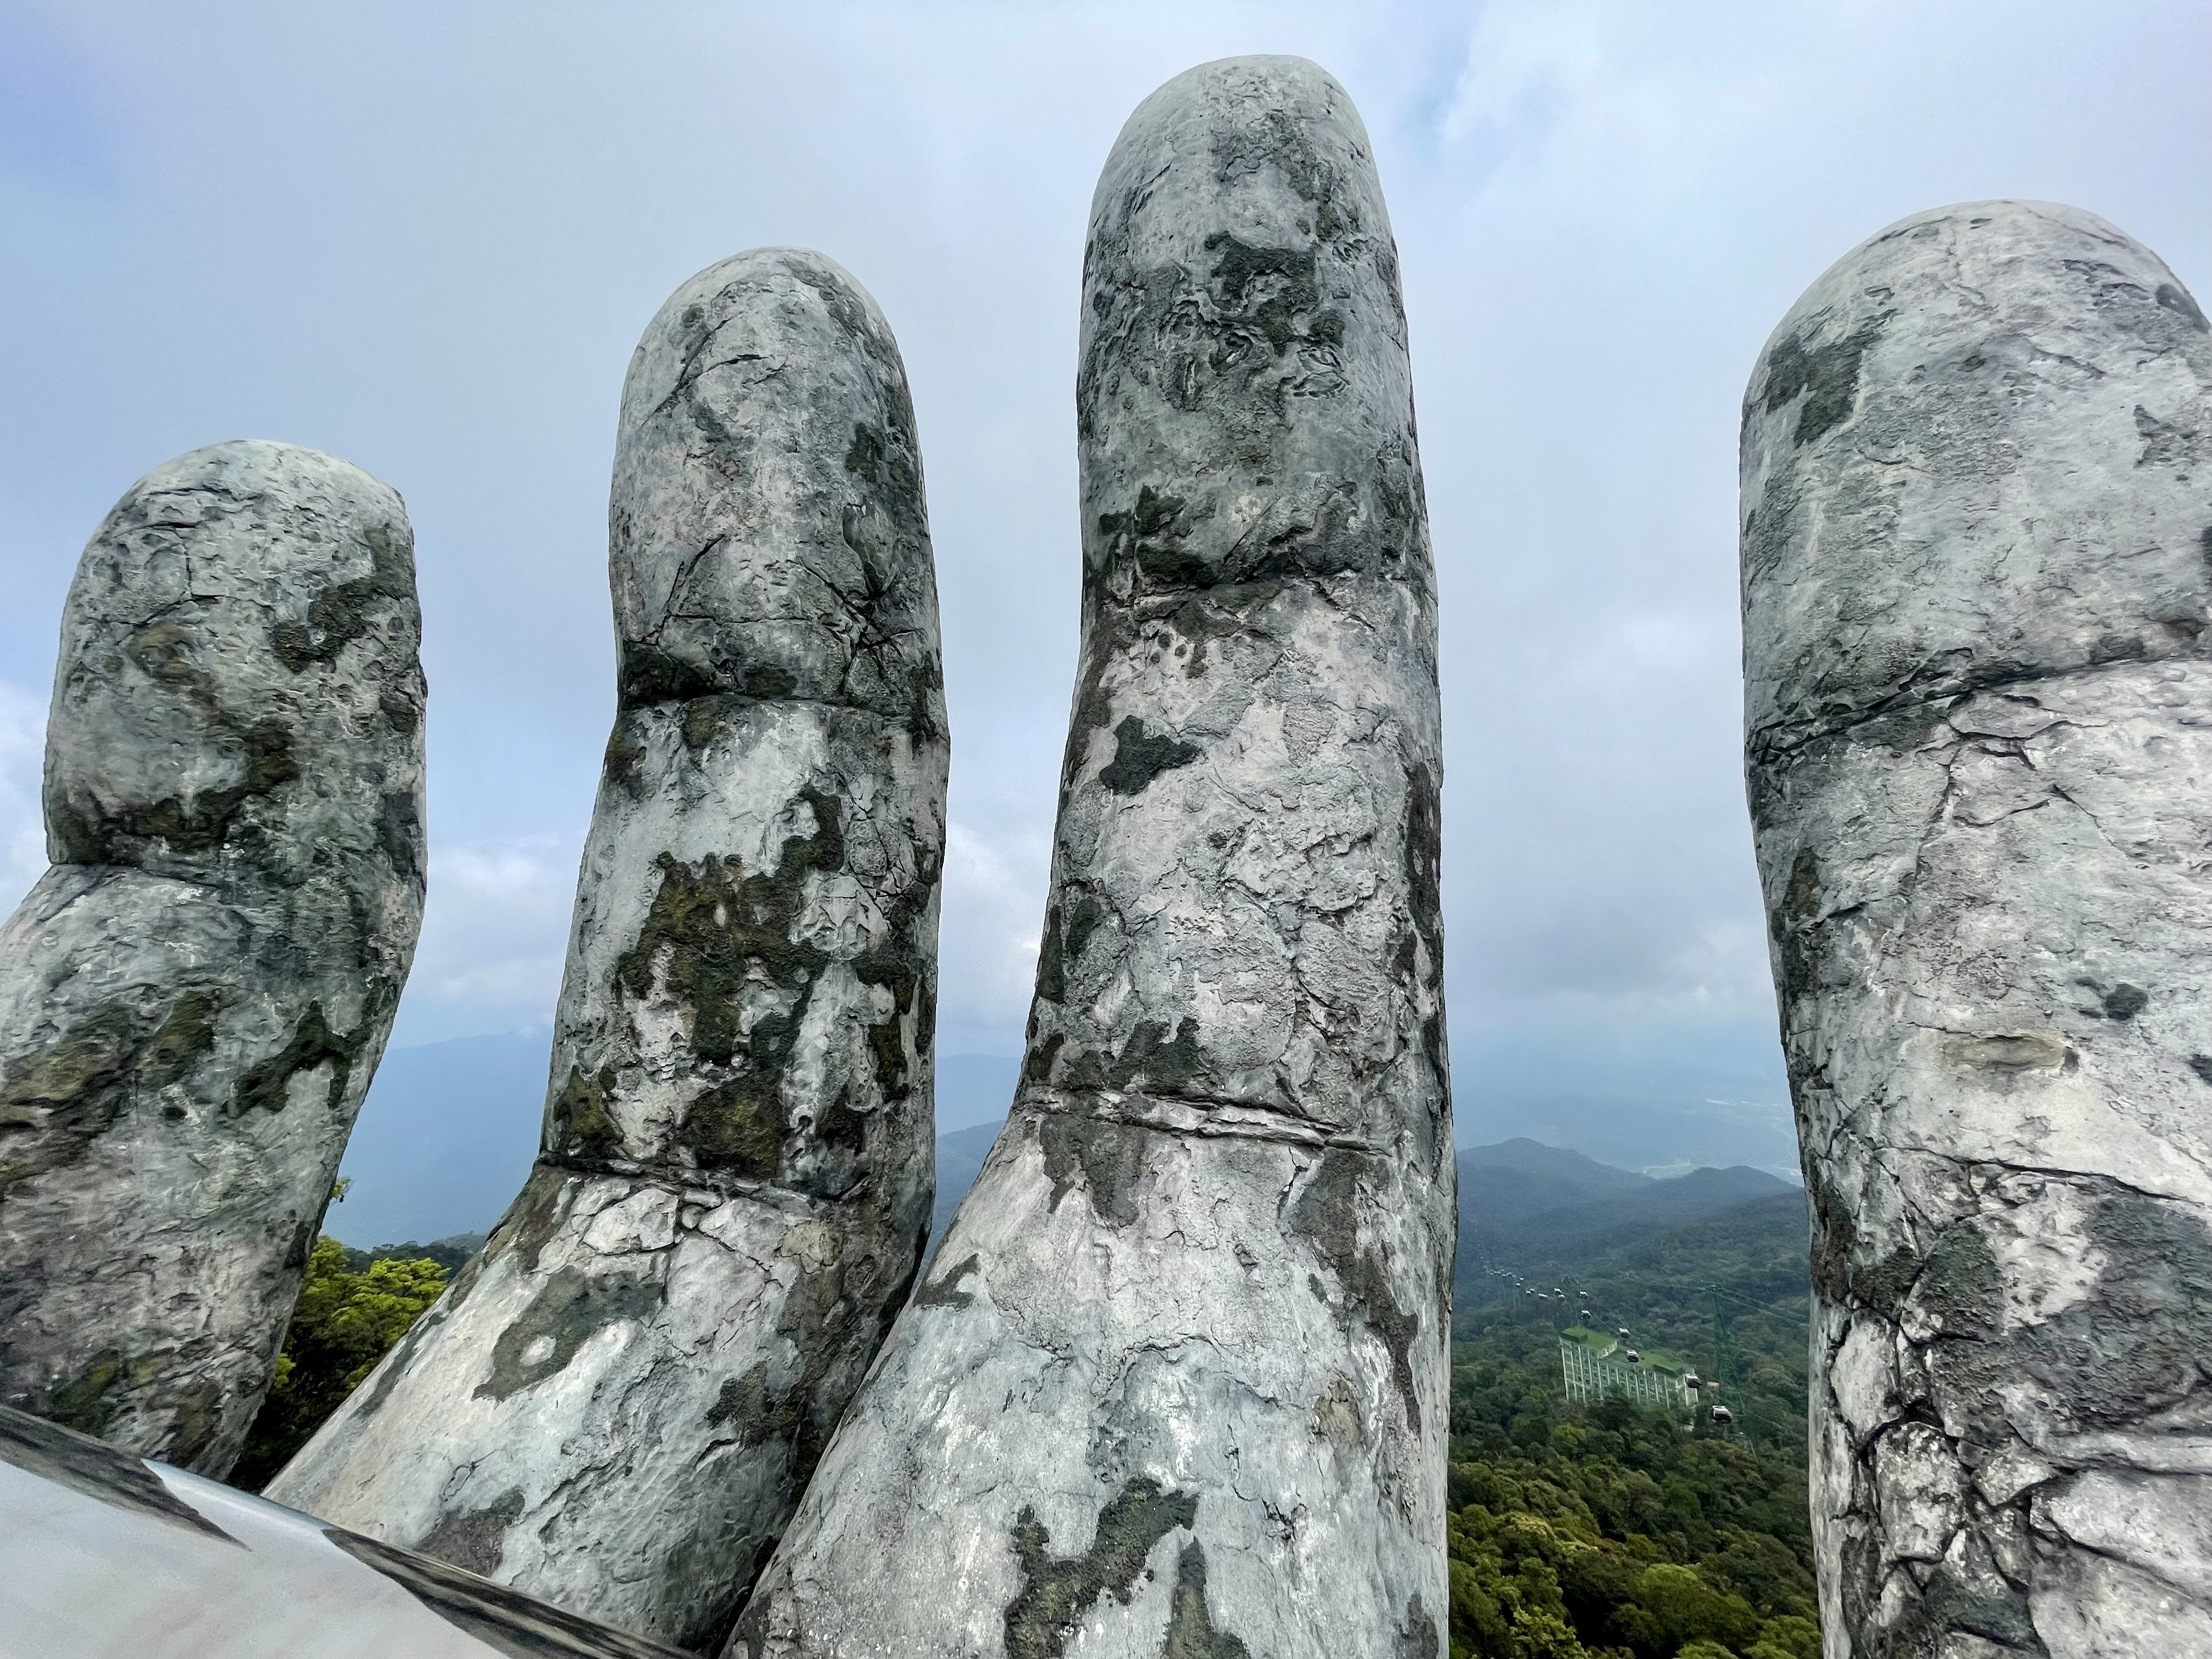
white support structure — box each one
[1559,1339,1690,1414]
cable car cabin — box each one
[1616,1327,1631,1339]
[1624,1350,1640,1364]
[1711,1406,1735,1425]
[1684,1372,1701,1389]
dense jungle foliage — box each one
[1448,1192,1818,1658]
[228,1233,471,1488]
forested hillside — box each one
[1447,1181,1817,1658]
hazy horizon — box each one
[9,1,2210,1166]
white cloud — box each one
[935,817,1050,1056]
[7,0,2210,1131]
[388,832,581,1047]
[1437,0,1801,206]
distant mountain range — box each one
[1459,1093,1800,1183]
[1451,1136,1798,1292]
[927,1127,1798,1280]
[331,1037,1801,1289]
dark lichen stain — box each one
[1396,1595,1441,1659]
[1403,761,1447,1086]
[602,719,650,799]
[680,698,723,755]
[1034,894,1108,1006]
[1203,235,1334,358]
[2157,282,2210,333]
[617,642,725,712]
[684,1072,791,1180]
[843,419,920,505]
[2041,1192,2212,1429]
[476,1267,664,1402]
[271,521,417,673]
[157,1377,228,1471]
[1806,1169,1918,1315]
[2089,630,2147,665]
[1021,1029,1067,1091]
[768,1259,861,1493]
[1762,312,1891,447]
[379,683,422,737]
[657,1523,770,1658]
[915,1251,982,1309]
[0,1005,141,1192]
[44,1348,130,1438]
[1101,716,1201,795]
[601,784,935,1185]
[607,791,837,1174]
[230,992,392,1119]
[2188,1055,2212,1086]
[503,1163,577,1277]
[0,1402,239,1544]
[50,714,299,864]
[1770,849,1825,1007]
[547,1064,624,1163]
[1116,1018,1209,1092]
[2101,983,2148,1020]
[695,1258,864,1502]
[377,789,425,882]
[1291,1152,1423,1433]
[0,991,230,1195]
[1097,487,1201,591]
[1039,1116,1147,1227]
[1163,599,1245,680]
[704,1362,775,1435]
[416,1486,524,1578]
[37,1347,219,1466]
[1907,1223,2002,1339]
[1002,1477,1198,1659]
[2135,404,2200,469]
[140,992,223,1090]
[1907,1560,2040,1654]
[1161,1539,1250,1659]
[1054,1017,1212,1099]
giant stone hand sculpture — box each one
[0,440,427,1477]
[1743,202,2212,1655]
[268,250,947,1654]
[731,56,1452,1659]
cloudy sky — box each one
[4,1,2208,1165]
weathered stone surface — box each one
[731,58,1451,1659]
[1742,201,2212,1656]
[268,250,947,1653]
[0,440,427,1476]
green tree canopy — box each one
[230,1236,449,1490]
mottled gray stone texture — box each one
[268,249,947,1654]
[732,57,1451,1659]
[1744,202,2212,1657]
[0,440,427,1476]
